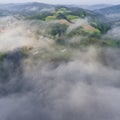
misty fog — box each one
[103,26,120,41]
[0,14,120,120]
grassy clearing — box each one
[45,16,56,21]
[67,15,79,20]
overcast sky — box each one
[0,0,120,5]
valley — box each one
[0,2,120,120]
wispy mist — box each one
[103,26,120,40]
[0,12,120,120]
[0,46,120,120]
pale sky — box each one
[0,0,120,5]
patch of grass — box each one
[0,52,6,61]
[80,38,120,47]
[49,23,68,38]
[67,26,83,37]
[67,15,79,20]
[31,43,73,63]
[45,16,56,21]
[67,36,120,48]
[56,7,71,15]
[102,40,120,47]
[26,12,54,21]
[0,52,6,69]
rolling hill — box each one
[0,2,55,15]
[96,5,120,24]
[65,4,112,10]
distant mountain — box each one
[96,5,120,24]
[65,4,112,10]
[0,2,55,15]
[97,5,120,14]
[0,9,10,16]
[0,2,107,26]
[0,3,100,17]
[87,4,112,10]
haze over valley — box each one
[0,2,120,120]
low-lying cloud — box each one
[0,16,120,120]
[103,26,120,40]
[0,46,120,120]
